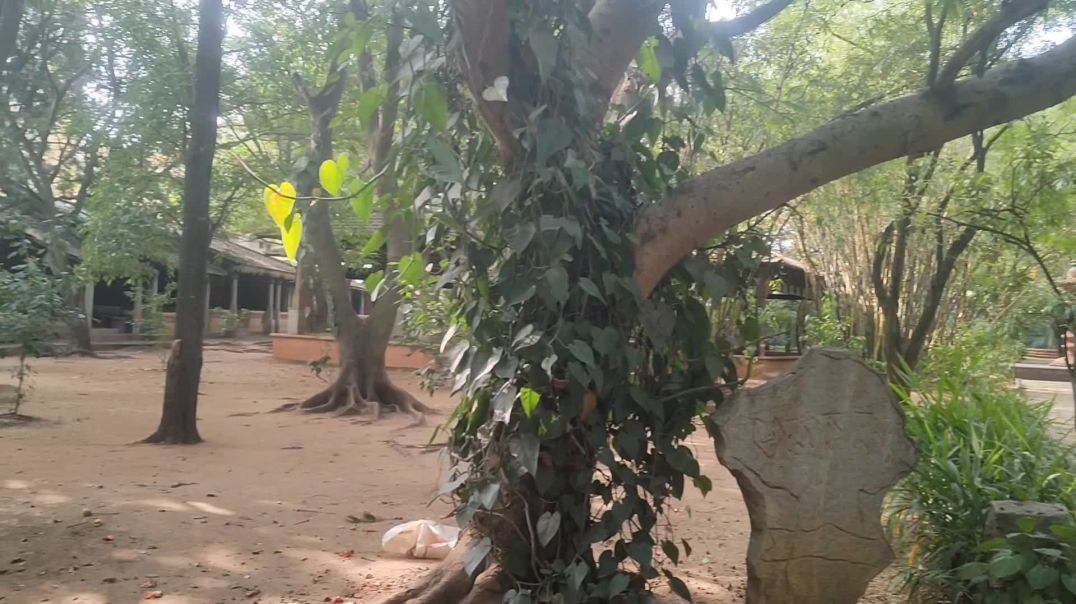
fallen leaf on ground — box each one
[143,590,164,599]
[102,534,114,542]
[336,549,354,558]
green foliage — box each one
[0,261,73,414]
[919,322,1025,391]
[410,2,765,598]
[956,523,1076,604]
[803,295,865,354]
[888,373,1076,602]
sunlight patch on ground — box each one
[285,547,406,584]
[126,497,190,512]
[152,553,196,568]
[186,500,235,516]
[108,547,146,562]
[31,490,72,505]
[200,544,248,572]
[3,478,31,489]
[50,592,110,604]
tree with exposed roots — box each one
[262,1,436,421]
[266,0,1076,601]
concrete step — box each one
[1013,363,1072,382]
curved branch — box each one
[633,34,1076,296]
[933,0,1049,89]
[711,0,794,39]
[580,0,665,121]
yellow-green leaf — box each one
[264,182,295,227]
[282,213,302,262]
[336,153,350,178]
[520,387,541,418]
[636,37,661,82]
[319,160,342,196]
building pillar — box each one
[274,279,283,332]
[83,283,94,328]
[230,273,239,314]
[204,280,212,335]
[286,280,300,334]
[268,280,278,334]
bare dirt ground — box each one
[0,345,900,604]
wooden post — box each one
[83,283,94,328]
[230,273,239,314]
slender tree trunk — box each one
[143,0,225,445]
[294,252,329,333]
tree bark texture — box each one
[144,0,225,445]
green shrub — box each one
[919,322,1025,391]
[888,373,1076,602]
[803,295,866,354]
[0,261,72,414]
[956,521,1076,604]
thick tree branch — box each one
[580,0,664,121]
[633,34,1076,296]
[711,0,795,39]
[583,0,794,127]
[933,0,1049,89]
[450,0,517,164]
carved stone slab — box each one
[713,348,917,604]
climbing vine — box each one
[418,3,765,601]
[256,0,764,599]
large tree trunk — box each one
[383,3,1076,602]
[283,12,426,420]
[292,201,431,419]
[143,0,225,445]
[294,252,329,334]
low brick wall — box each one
[270,333,434,370]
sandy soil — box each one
[0,345,899,604]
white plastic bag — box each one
[381,520,460,560]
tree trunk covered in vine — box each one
[143,0,224,445]
[379,2,1076,603]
